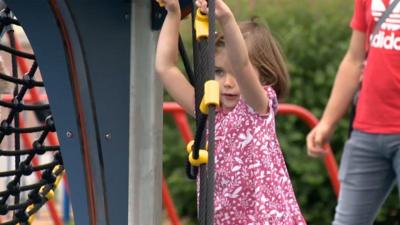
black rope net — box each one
[0,7,64,225]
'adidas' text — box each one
[371,31,400,50]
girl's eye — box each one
[215,68,224,77]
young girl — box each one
[155,0,306,224]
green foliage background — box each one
[162,0,400,224]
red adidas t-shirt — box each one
[351,0,400,133]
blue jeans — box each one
[333,130,400,225]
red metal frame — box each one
[278,104,340,195]
[162,102,194,225]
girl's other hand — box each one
[159,0,181,15]
[195,0,233,24]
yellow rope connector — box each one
[194,9,209,40]
[39,186,54,200]
[156,0,165,7]
[54,174,63,189]
[52,165,65,188]
[25,204,35,224]
[186,140,209,166]
[200,80,220,114]
[188,150,208,166]
[25,204,34,213]
[28,216,34,225]
[186,140,195,153]
[186,140,208,153]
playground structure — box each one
[0,1,340,225]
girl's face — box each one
[215,51,240,112]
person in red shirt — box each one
[307,0,400,224]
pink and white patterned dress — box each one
[211,86,306,225]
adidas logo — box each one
[371,0,400,31]
[371,0,400,50]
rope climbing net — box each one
[0,7,64,225]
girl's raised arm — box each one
[155,0,195,117]
[220,14,268,114]
[197,0,268,114]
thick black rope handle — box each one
[186,1,216,224]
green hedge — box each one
[162,0,400,224]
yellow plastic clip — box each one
[52,165,65,188]
[25,204,34,213]
[25,204,35,224]
[54,174,63,188]
[156,0,165,7]
[28,216,34,225]
[186,140,208,153]
[46,189,55,200]
[186,140,194,153]
[200,80,220,114]
[194,9,209,40]
[188,150,208,166]
[52,165,62,174]
[39,186,55,200]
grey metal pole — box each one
[129,1,163,225]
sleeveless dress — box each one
[211,86,306,225]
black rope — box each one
[192,113,207,159]
[186,1,217,224]
[0,72,44,87]
[185,0,200,181]
[0,100,50,111]
[0,181,47,197]
[0,163,64,216]
[0,146,60,156]
[190,5,209,225]
[0,16,20,26]
[8,24,22,210]
[189,2,217,224]
[0,7,64,225]
[185,159,198,179]
[206,107,215,225]
[178,34,195,85]
[0,123,47,134]
[0,177,61,224]
[0,44,35,60]
[205,0,216,223]
[0,161,58,177]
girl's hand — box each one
[195,0,233,24]
[158,0,181,15]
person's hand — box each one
[195,0,233,24]
[306,121,334,157]
[158,0,180,15]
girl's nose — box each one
[223,75,235,87]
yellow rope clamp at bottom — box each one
[200,80,220,114]
[16,204,35,225]
[25,204,35,225]
[186,140,208,166]
[189,150,208,166]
